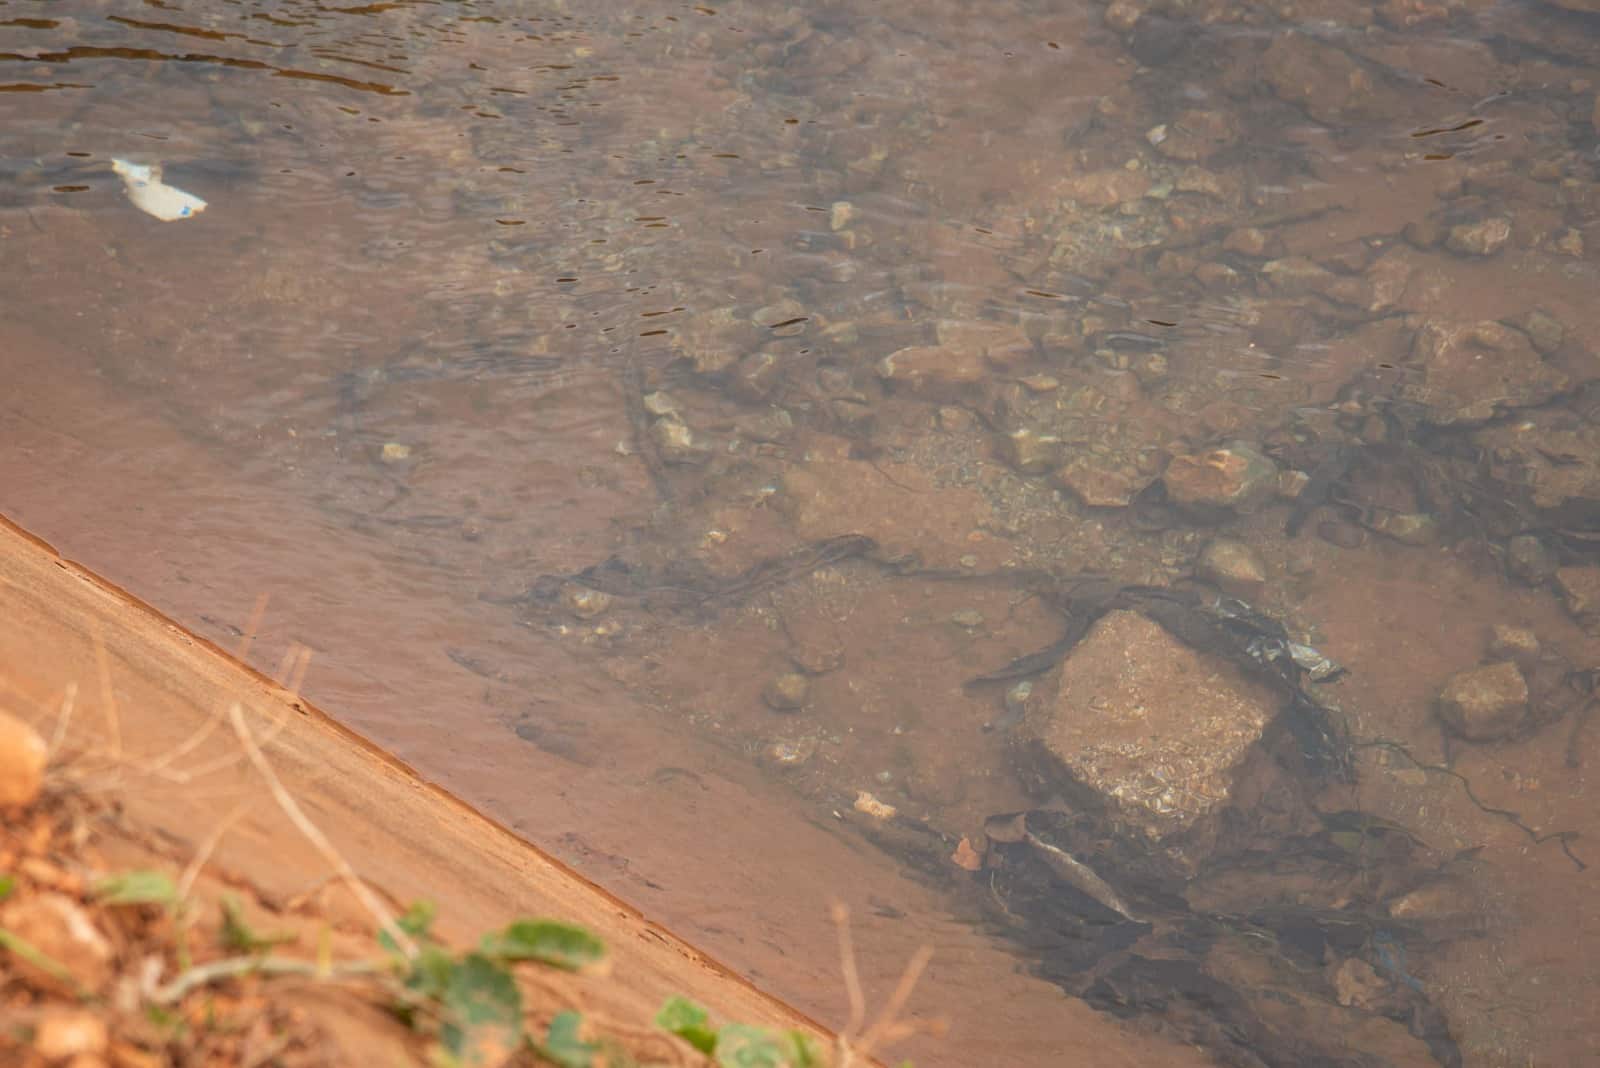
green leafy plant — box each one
[94,870,178,907]
[219,895,295,953]
[535,1010,599,1067]
[479,919,605,972]
[655,997,822,1068]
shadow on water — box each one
[4,0,1600,1063]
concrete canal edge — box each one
[0,513,836,1055]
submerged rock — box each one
[1506,535,1558,585]
[761,672,810,711]
[1436,661,1529,741]
[1022,610,1278,872]
[1196,538,1267,597]
[1409,321,1567,425]
[1161,441,1278,513]
[1555,566,1600,632]
[1261,32,1383,124]
[1445,217,1512,257]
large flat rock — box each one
[1025,610,1278,861]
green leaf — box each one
[787,1031,823,1068]
[0,874,14,902]
[537,1010,598,1068]
[94,870,177,907]
[655,995,718,1054]
[439,953,523,1067]
[404,945,460,1002]
[219,895,295,953]
[480,919,605,972]
[382,900,439,956]
[713,1024,808,1068]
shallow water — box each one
[4,0,1600,1063]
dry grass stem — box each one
[831,901,867,1039]
[92,625,122,761]
[177,800,253,904]
[47,680,77,756]
[830,902,943,1068]
[236,593,271,662]
[226,701,418,960]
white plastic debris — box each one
[110,158,206,221]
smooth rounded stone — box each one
[1367,511,1438,546]
[1437,660,1529,741]
[1196,538,1268,597]
[876,345,984,392]
[0,709,48,807]
[1523,309,1566,354]
[651,417,703,464]
[733,407,794,444]
[1161,441,1278,513]
[1445,217,1512,256]
[1403,218,1444,249]
[1410,320,1567,425]
[560,584,612,621]
[1487,624,1540,665]
[1317,520,1367,549]
[1555,566,1600,630]
[1506,534,1557,585]
[641,391,680,417]
[764,733,818,768]
[1002,427,1065,475]
[1022,610,1278,870]
[828,397,875,427]
[1194,262,1242,290]
[950,609,986,630]
[761,671,810,711]
[751,298,806,329]
[379,441,412,462]
[1222,227,1274,257]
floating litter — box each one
[110,158,207,221]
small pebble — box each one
[762,672,810,711]
[853,791,897,820]
[561,585,612,620]
[380,442,411,462]
[950,609,986,629]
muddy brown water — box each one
[4,0,1600,1064]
